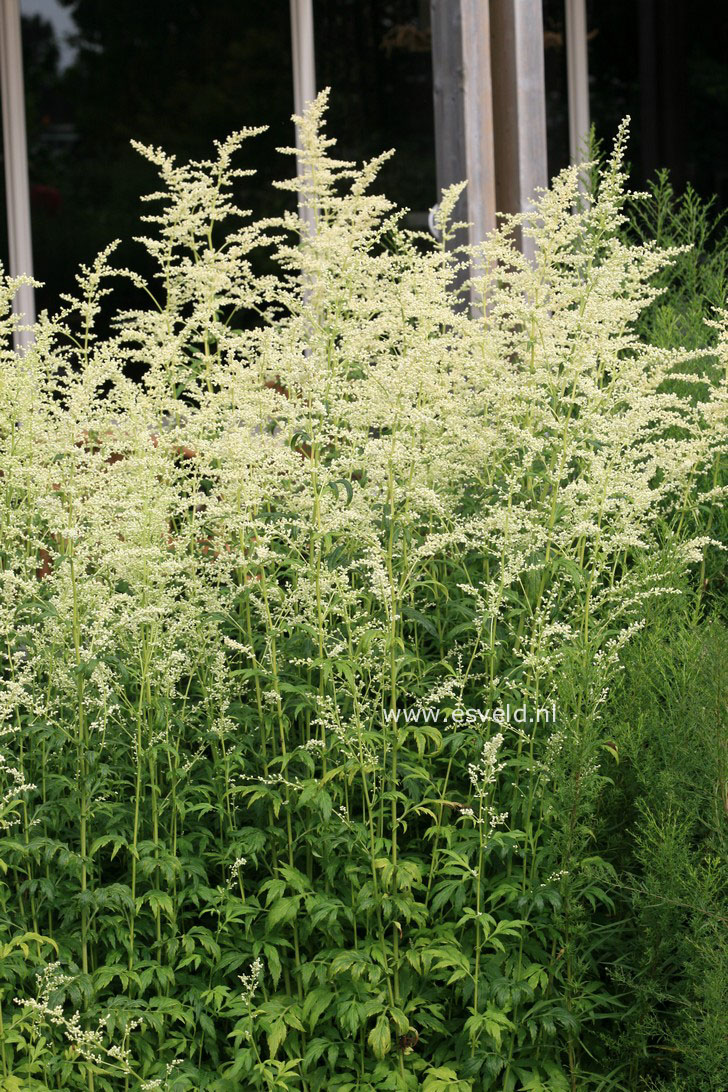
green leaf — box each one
[89,834,128,859]
[402,605,439,639]
[93,964,140,991]
[303,987,333,1031]
[263,942,282,988]
[267,896,299,930]
[423,1067,472,1092]
[0,931,58,961]
[267,1016,287,1059]
[368,1013,391,1059]
[389,1006,409,1036]
[0,1077,27,1091]
[325,478,354,505]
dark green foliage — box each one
[597,598,727,1091]
[628,171,728,352]
[627,173,728,611]
[586,176,728,1091]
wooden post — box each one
[461,0,497,249]
[430,0,497,249]
[289,0,316,234]
[489,0,548,259]
[0,0,35,350]
[565,0,590,166]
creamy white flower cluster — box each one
[14,962,139,1069]
[238,956,264,1005]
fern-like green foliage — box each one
[598,590,727,1092]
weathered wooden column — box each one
[289,0,316,234]
[430,0,497,249]
[565,0,590,167]
[489,0,548,259]
[0,0,35,350]
[431,0,548,260]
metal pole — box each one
[289,0,316,234]
[0,0,35,350]
[565,0,590,165]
